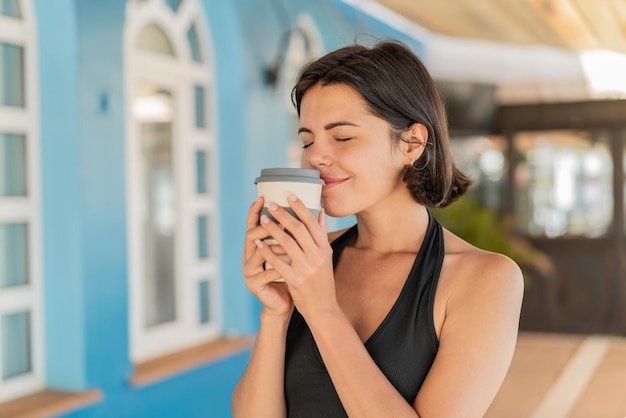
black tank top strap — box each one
[362,211,443,400]
[331,225,358,266]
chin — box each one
[323,195,360,218]
[322,205,352,219]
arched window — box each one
[125,0,219,362]
[0,0,44,402]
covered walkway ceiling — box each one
[374,0,626,55]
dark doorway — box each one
[497,100,626,335]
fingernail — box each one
[254,239,264,248]
[288,194,298,202]
[268,202,278,211]
[260,215,270,224]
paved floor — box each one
[485,332,626,418]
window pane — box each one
[133,89,173,123]
[136,24,175,57]
[514,130,613,238]
[165,0,183,13]
[193,85,205,128]
[195,150,207,194]
[0,133,26,196]
[0,0,20,18]
[186,24,202,63]
[197,215,208,259]
[0,223,28,288]
[0,43,25,107]
[140,120,177,327]
[198,280,211,324]
[2,311,31,380]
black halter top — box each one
[284,213,444,417]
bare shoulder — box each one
[417,227,524,416]
[440,228,524,303]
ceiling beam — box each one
[371,0,626,54]
[527,0,598,50]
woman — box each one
[232,40,523,417]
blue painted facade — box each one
[26,0,425,416]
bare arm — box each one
[414,252,524,416]
[231,197,293,417]
[231,311,290,418]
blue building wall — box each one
[28,0,426,416]
[36,0,88,392]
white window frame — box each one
[0,0,45,403]
[125,0,221,362]
[281,15,324,114]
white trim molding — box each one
[0,0,45,403]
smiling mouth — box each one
[321,177,347,190]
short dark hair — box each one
[292,40,472,208]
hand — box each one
[242,197,293,318]
[255,195,337,320]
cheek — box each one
[300,156,311,169]
[299,148,315,168]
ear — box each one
[401,123,428,165]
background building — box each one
[1,0,625,416]
[0,0,422,416]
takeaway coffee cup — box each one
[254,168,325,280]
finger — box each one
[253,238,294,278]
[242,224,271,263]
[259,211,302,255]
[287,194,328,246]
[287,194,318,224]
[265,200,323,250]
[269,243,288,256]
[245,196,265,230]
[262,205,331,281]
[318,208,327,235]
[243,197,266,261]
[244,267,286,294]
[243,238,287,265]
[242,245,268,275]
[264,201,307,239]
[261,209,315,270]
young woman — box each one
[232,41,523,417]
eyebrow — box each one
[298,121,360,135]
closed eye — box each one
[302,137,352,148]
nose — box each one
[302,141,332,169]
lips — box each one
[321,176,347,190]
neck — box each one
[353,197,430,253]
